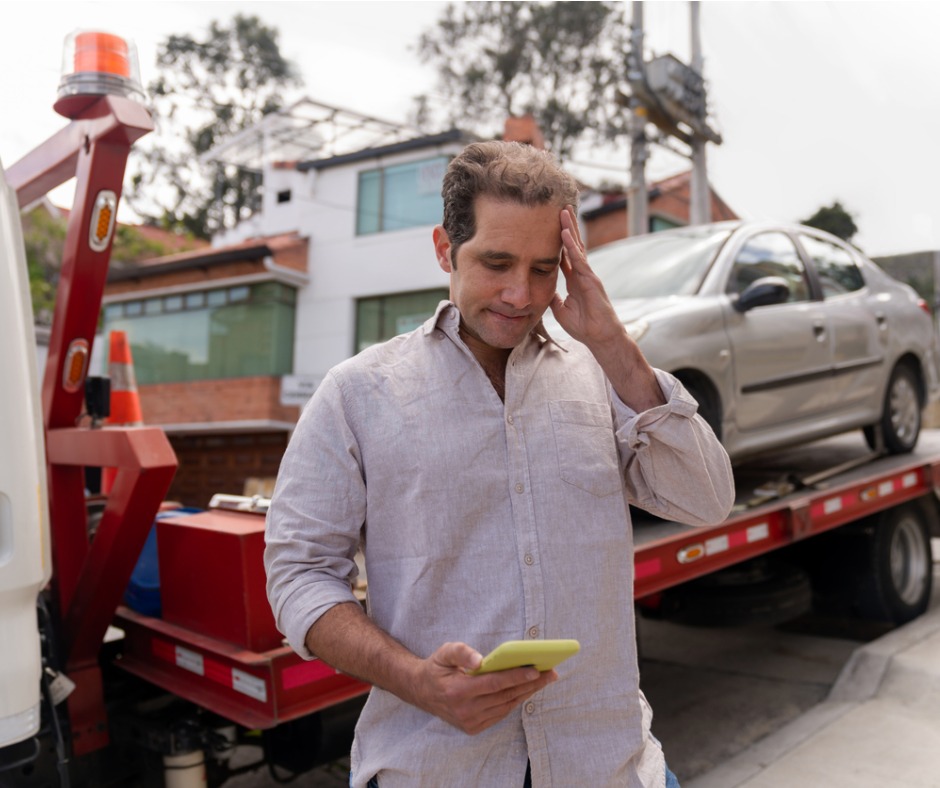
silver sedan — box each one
[574,221,940,462]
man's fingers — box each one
[434,641,483,673]
[475,668,557,711]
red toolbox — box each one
[157,509,284,652]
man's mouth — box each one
[489,310,529,322]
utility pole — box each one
[689,1,711,224]
[627,1,649,237]
[624,1,721,232]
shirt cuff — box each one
[278,582,359,660]
[613,368,699,447]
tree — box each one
[127,15,302,239]
[414,2,630,158]
[22,208,65,325]
[801,201,859,242]
[21,206,199,321]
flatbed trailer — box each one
[633,430,939,626]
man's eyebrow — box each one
[478,249,517,262]
[477,249,562,266]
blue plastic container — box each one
[124,508,201,616]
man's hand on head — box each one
[550,206,666,411]
[550,206,627,350]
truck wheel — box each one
[856,503,933,624]
[864,363,921,454]
[657,559,812,627]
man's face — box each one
[433,196,562,355]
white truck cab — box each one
[0,159,51,748]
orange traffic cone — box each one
[101,330,143,493]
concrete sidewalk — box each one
[687,601,940,787]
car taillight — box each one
[917,298,932,317]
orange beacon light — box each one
[55,30,144,118]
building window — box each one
[651,215,682,233]
[103,282,296,384]
[355,288,449,353]
[356,156,448,236]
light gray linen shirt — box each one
[265,301,734,788]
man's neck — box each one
[458,324,512,400]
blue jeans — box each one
[666,763,681,788]
[366,761,679,787]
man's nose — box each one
[501,271,531,309]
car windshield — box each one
[586,226,732,299]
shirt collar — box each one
[423,301,567,352]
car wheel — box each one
[864,362,921,454]
[679,377,721,442]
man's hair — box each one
[441,141,580,264]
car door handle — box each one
[813,321,826,340]
[875,312,887,328]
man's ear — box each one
[433,225,453,273]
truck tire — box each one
[657,559,812,627]
[856,502,933,624]
[864,362,921,454]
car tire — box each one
[864,362,921,454]
[679,377,722,442]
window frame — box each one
[355,155,449,236]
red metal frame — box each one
[115,607,368,730]
[633,447,940,599]
[10,95,179,756]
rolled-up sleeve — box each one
[264,371,365,658]
[614,368,735,525]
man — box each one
[265,141,735,787]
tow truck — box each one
[1,29,937,788]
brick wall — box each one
[136,376,300,427]
[583,174,738,250]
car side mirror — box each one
[733,276,791,312]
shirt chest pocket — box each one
[549,400,623,498]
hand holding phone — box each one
[468,639,580,676]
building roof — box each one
[106,232,307,282]
[198,96,431,173]
[581,170,737,221]
[297,128,472,172]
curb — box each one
[686,600,940,788]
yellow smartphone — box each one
[469,639,580,675]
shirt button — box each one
[528,626,539,639]
[515,483,524,494]
[507,414,514,425]
[525,702,535,714]
[524,553,534,566]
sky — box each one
[2,0,938,257]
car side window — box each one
[726,232,810,302]
[799,234,865,297]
